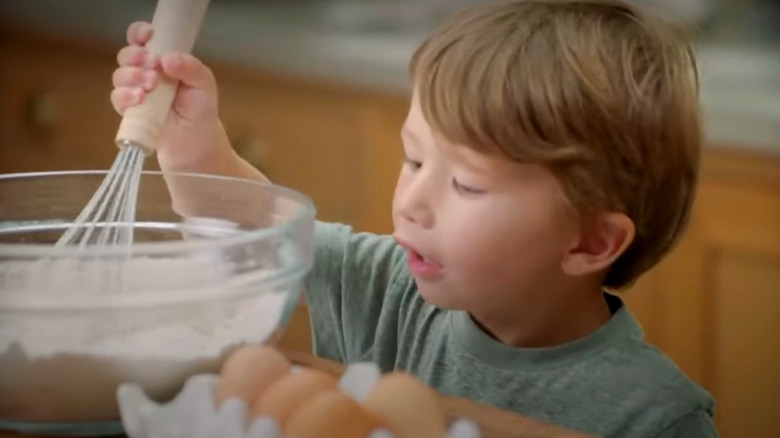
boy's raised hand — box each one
[111,21,252,178]
[112,21,217,123]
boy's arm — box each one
[304,222,406,364]
[656,411,718,438]
[111,22,270,219]
[162,120,275,222]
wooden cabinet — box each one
[0,29,390,228]
[350,94,408,233]
[275,93,409,353]
[0,27,408,358]
[214,69,410,230]
[2,27,780,438]
[215,69,366,225]
[623,151,780,438]
[0,33,118,172]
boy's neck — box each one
[470,283,612,349]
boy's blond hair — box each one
[410,0,701,289]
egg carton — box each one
[117,362,483,438]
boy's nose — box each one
[397,179,435,229]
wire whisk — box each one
[52,0,210,254]
[54,142,146,250]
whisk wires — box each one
[54,141,146,251]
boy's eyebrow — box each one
[444,140,515,178]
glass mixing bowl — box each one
[0,170,316,436]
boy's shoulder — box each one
[399,294,717,438]
[558,315,717,437]
[599,329,713,406]
[592,322,716,419]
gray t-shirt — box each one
[304,222,718,438]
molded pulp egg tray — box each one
[118,362,483,438]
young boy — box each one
[111,0,716,436]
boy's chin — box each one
[415,282,469,310]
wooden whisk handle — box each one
[115,0,210,152]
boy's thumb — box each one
[158,53,215,92]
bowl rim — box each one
[0,169,317,259]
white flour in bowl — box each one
[0,257,290,423]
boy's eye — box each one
[452,178,485,195]
[404,158,422,171]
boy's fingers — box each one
[112,67,158,91]
[159,53,215,92]
[110,87,144,115]
[127,21,153,46]
[117,46,151,68]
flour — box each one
[0,256,294,423]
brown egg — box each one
[284,390,379,438]
[251,368,338,427]
[216,345,291,406]
[363,372,446,438]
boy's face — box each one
[392,92,580,315]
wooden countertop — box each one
[0,349,597,438]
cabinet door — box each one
[217,73,360,225]
[695,176,780,438]
[278,297,313,354]
[0,34,119,172]
[623,151,780,438]
[351,94,409,234]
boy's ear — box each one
[561,213,635,277]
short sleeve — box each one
[656,410,719,438]
[303,221,406,363]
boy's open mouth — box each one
[406,249,445,278]
[407,248,440,265]
[394,235,445,278]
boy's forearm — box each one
[163,160,274,227]
[161,120,273,223]
[158,120,269,182]
[226,147,270,183]
[208,120,270,182]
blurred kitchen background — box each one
[0,1,778,437]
